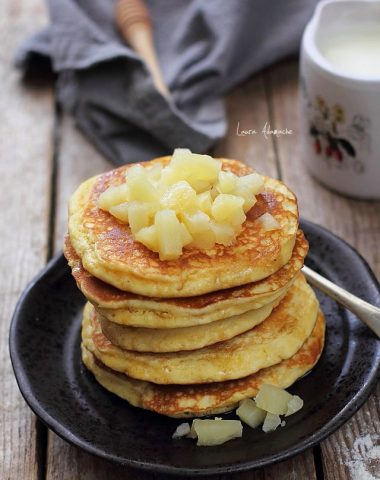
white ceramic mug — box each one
[300,0,380,199]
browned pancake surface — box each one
[68,158,299,296]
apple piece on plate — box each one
[236,399,266,429]
[285,395,304,416]
[255,384,293,415]
[191,419,243,446]
[262,413,282,433]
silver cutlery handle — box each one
[302,265,380,338]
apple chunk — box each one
[212,194,246,227]
[155,210,183,260]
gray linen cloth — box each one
[16,0,318,164]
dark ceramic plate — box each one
[9,219,380,476]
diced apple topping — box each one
[127,202,155,236]
[126,165,159,203]
[160,181,197,213]
[109,202,129,223]
[145,163,163,182]
[196,191,213,216]
[135,225,159,252]
[210,221,236,246]
[216,171,238,194]
[161,149,221,192]
[212,194,246,227]
[238,172,265,195]
[98,149,268,260]
[256,212,281,231]
[98,184,130,210]
[155,210,183,260]
[182,212,215,249]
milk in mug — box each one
[300,0,380,198]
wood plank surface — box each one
[0,1,54,479]
[5,20,378,475]
[53,115,109,254]
[213,74,278,179]
[267,59,380,480]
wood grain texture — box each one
[266,59,380,480]
[213,74,278,179]
[234,452,317,480]
[0,1,54,479]
[53,115,109,254]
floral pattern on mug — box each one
[307,95,369,174]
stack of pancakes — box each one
[65,157,325,418]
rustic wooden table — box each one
[2,2,379,479]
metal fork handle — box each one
[302,265,380,338]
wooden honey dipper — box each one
[115,0,170,97]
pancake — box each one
[82,310,325,418]
[99,292,285,353]
[68,157,299,297]
[65,230,308,328]
[82,274,319,384]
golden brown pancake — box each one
[68,157,299,297]
[64,230,308,328]
[81,310,325,418]
[82,274,318,385]
[99,293,284,353]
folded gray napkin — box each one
[16,0,318,164]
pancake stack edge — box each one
[65,158,325,418]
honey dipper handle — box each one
[302,265,380,338]
[115,0,169,97]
